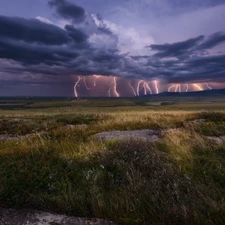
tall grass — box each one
[0,109,225,224]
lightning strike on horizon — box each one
[179,84,181,92]
[74,75,218,97]
[129,80,137,96]
[137,80,143,96]
[93,75,101,86]
[154,80,159,94]
[175,84,181,92]
[74,76,82,97]
[168,85,175,92]
[83,77,90,90]
[108,83,112,97]
[113,77,120,97]
[185,83,189,92]
[141,82,147,95]
[193,84,203,91]
[205,83,212,90]
[144,82,153,94]
[169,84,186,92]
[134,80,154,96]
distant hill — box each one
[152,89,225,97]
[133,88,225,105]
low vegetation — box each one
[0,99,225,225]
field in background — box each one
[0,96,225,225]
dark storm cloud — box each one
[149,35,204,58]
[0,11,225,86]
[142,32,225,83]
[98,26,113,35]
[0,15,123,77]
[65,25,88,43]
[92,50,120,63]
[0,1,124,78]
[0,15,71,45]
[141,54,225,83]
[0,15,90,66]
[93,14,114,35]
[197,32,225,50]
[48,0,85,23]
[0,37,79,65]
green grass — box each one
[0,98,225,224]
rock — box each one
[0,208,117,225]
[206,136,225,144]
[94,129,161,142]
[0,134,19,141]
[66,124,87,129]
[66,124,76,129]
[186,119,207,124]
[0,132,46,141]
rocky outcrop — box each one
[94,129,161,142]
[0,208,117,225]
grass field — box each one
[0,97,225,225]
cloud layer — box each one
[48,0,85,23]
[0,0,225,95]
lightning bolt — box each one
[154,80,159,94]
[83,77,90,90]
[93,75,101,86]
[193,84,203,91]
[113,77,120,97]
[185,83,189,92]
[137,80,143,96]
[74,76,82,98]
[175,84,181,92]
[129,80,137,96]
[179,84,181,92]
[141,82,147,95]
[135,80,153,96]
[108,84,112,97]
[144,82,152,94]
[168,85,175,92]
[205,83,212,90]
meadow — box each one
[0,96,225,225]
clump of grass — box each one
[91,111,187,133]
[183,111,225,136]
[196,111,225,123]
[190,121,225,136]
[0,117,58,135]
[54,114,105,126]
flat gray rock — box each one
[206,136,225,144]
[0,134,19,141]
[0,208,117,225]
[94,129,161,142]
[0,132,46,141]
[187,119,207,123]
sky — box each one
[0,0,225,96]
